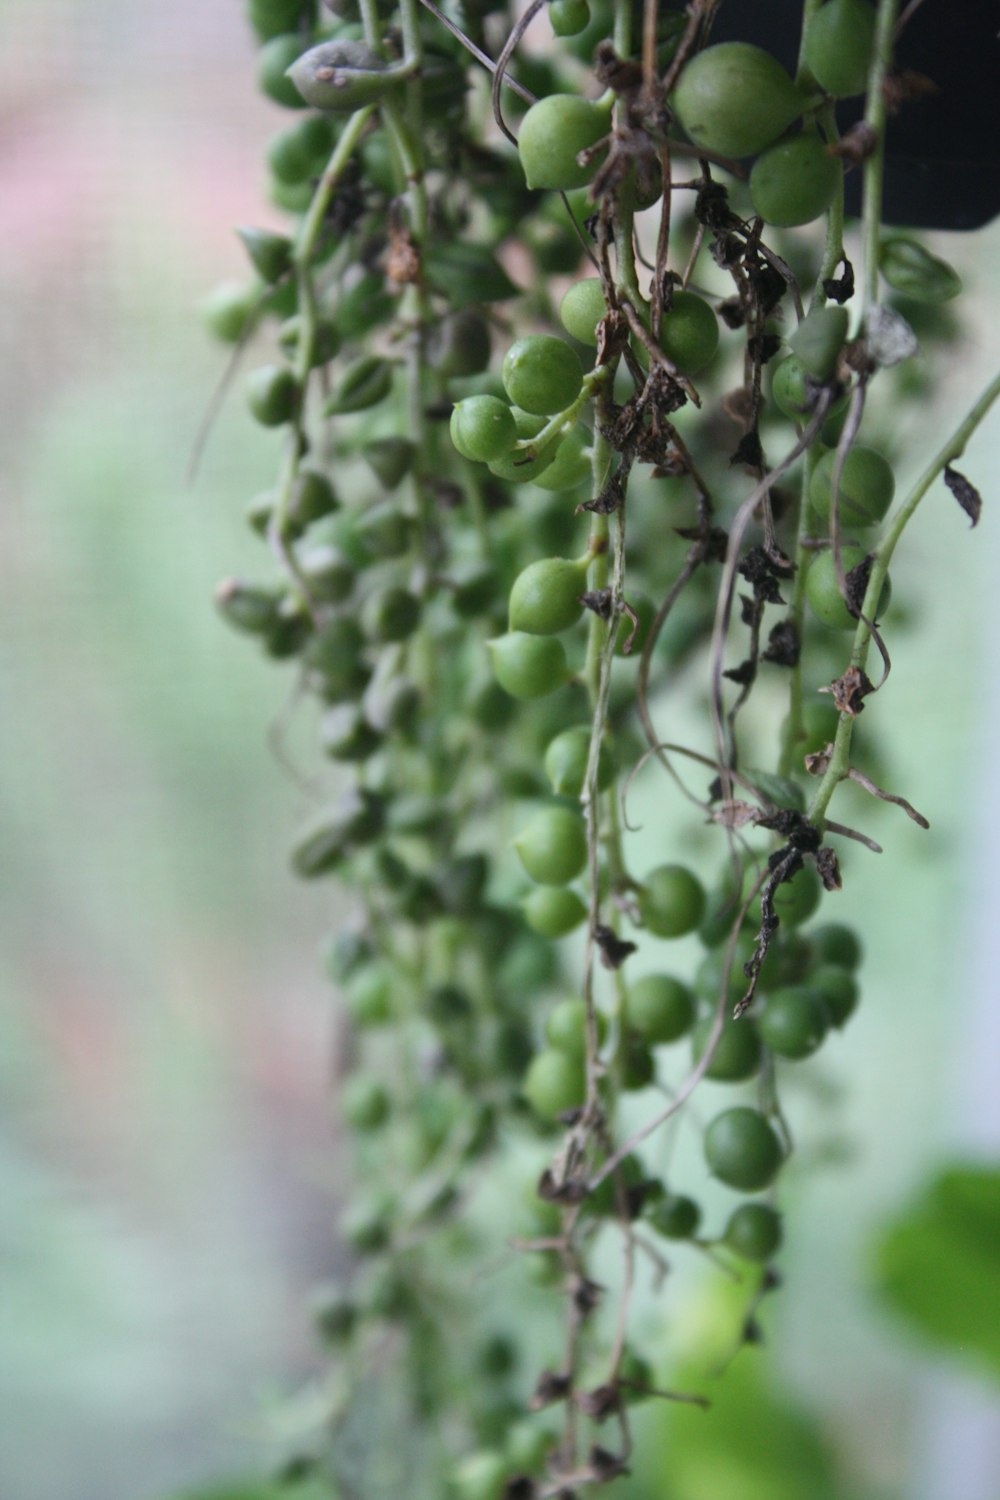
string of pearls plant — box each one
[206,0,999,1493]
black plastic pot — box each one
[707,0,1000,230]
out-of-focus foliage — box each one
[873,1163,1000,1381]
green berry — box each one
[305,617,370,699]
[291,467,338,526]
[344,964,394,1027]
[502,335,584,416]
[792,699,842,759]
[758,985,830,1058]
[339,1192,395,1253]
[724,1202,783,1260]
[487,632,571,700]
[522,886,588,938]
[324,354,394,415]
[704,1107,783,1192]
[810,922,863,970]
[671,43,804,159]
[622,1033,656,1090]
[449,560,502,617]
[320,703,382,761]
[770,355,846,424]
[486,407,561,484]
[806,545,892,630]
[647,1192,701,1239]
[236,225,294,283]
[770,863,823,928]
[804,0,877,98]
[750,131,840,227]
[449,1450,508,1500]
[451,396,517,462]
[544,726,612,796]
[200,279,260,343]
[627,974,696,1044]
[639,864,706,938]
[560,277,607,346]
[509,555,588,634]
[288,40,398,113]
[531,427,592,492]
[517,94,611,191]
[354,503,412,560]
[692,1013,762,1082]
[214,578,282,635]
[361,436,416,490]
[522,1047,585,1120]
[428,309,492,378]
[545,997,607,1058]
[514,805,588,885]
[879,235,962,303]
[811,964,860,1027]
[311,1282,357,1345]
[694,930,757,1003]
[324,930,373,985]
[549,0,590,36]
[245,363,298,425]
[809,445,896,529]
[367,677,422,736]
[659,290,719,375]
[266,114,336,184]
[341,1074,390,1131]
[790,305,849,380]
[362,585,421,643]
[257,33,309,109]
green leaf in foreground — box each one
[871,1162,1000,1382]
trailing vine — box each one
[204,0,998,1494]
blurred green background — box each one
[0,3,998,1499]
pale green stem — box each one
[516,367,609,454]
[271,106,376,554]
[779,105,845,778]
[861,0,901,318]
[809,367,1000,825]
[778,445,821,779]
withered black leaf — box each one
[816,846,842,891]
[828,122,878,166]
[723,659,756,686]
[762,618,800,667]
[529,1370,572,1410]
[944,464,982,527]
[580,588,613,618]
[730,429,764,469]
[747,261,788,316]
[674,524,729,562]
[503,1480,536,1500]
[694,179,734,230]
[577,1384,621,1421]
[594,924,637,969]
[717,296,745,330]
[823,256,855,305]
[538,1168,587,1204]
[829,664,874,715]
[747,332,783,365]
[589,1447,628,1482]
[844,554,875,617]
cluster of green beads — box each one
[204,0,970,1493]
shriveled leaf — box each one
[864,303,918,367]
[944,465,982,527]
